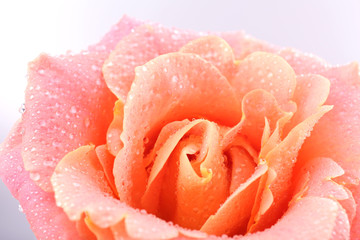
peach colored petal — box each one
[248,105,333,232]
[200,164,268,236]
[95,144,118,197]
[103,24,201,100]
[85,216,115,240]
[222,89,292,152]
[231,52,297,107]
[173,121,229,230]
[76,214,97,240]
[218,31,279,60]
[50,145,179,239]
[242,197,347,240]
[284,74,330,135]
[293,157,355,223]
[107,100,124,156]
[114,52,242,207]
[180,35,237,79]
[228,147,256,194]
[21,16,141,191]
[0,121,82,240]
[141,119,203,214]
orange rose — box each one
[0,16,359,240]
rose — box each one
[0,15,359,240]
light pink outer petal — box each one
[0,120,82,240]
[21,16,142,192]
[237,197,348,240]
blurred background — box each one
[0,0,359,239]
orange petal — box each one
[284,74,330,135]
[51,145,179,239]
[228,147,256,194]
[141,119,202,214]
[231,52,296,107]
[107,100,124,156]
[114,53,242,207]
[95,144,118,197]
[248,105,333,232]
[85,216,114,240]
[200,164,267,236]
[173,121,229,229]
[180,35,237,79]
[222,89,292,152]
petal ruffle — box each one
[114,52,242,207]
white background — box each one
[0,0,359,239]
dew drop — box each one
[143,137,149,144]
[18,205,23,213]
[38,69,45,75]
[30,172,40,181]
[70,106,77,114]
[18,103,26,114]
[84,118,91,128]
[172,75,178,83]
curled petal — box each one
[51,145,179,239]
[115,52,242,207]
[231,52,297,107]
[249,105,333,232]
[180,35,237,79]
[200,164,268,236]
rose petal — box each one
[106,100,124,156]
[300,63,360,168]
[0,121,82,240]
[95,144,118,197]
[200,164,268,236]
[223,89,293,152]
[231,52,297,107]
[103,24,201,100]
[173,121,229,229]
[249,105,333,232]
[141,119,203,214]
[284,74,330,135]
[114,52,242,206]
[228,147,256,194]
[85,216,114,240]
[293,157,355,222]
[180,35,237,79]
[278,48,328,75]
[51,145,179,239]
[243,197,348,240]
[22,16,141,191]
[218,31,279,60]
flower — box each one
[1,15,359,240]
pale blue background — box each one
[0,0,359,239]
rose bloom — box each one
[0,16,359,240]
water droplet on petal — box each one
[18,103,26,114]
[30,172,40,181]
